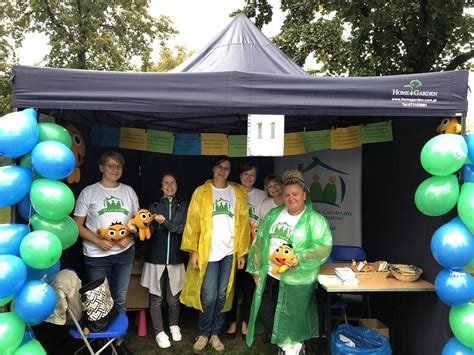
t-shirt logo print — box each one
[248,204,258,221]
[213,198,234,217]
[98,196,130,216]
[269,222,292,241]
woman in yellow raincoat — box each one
[246,170,332,355]
[180,155,250,353]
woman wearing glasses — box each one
[246,170,332,355]
[74,151,139,325]
[180,155,250,354]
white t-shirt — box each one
[247,187,267,227]
[259,197,278,221]
[267,207,304,280]
[74,182,139,257]
[209,185,236,262]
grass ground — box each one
[124,306,326,354]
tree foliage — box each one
[238,0,474,76]
[147,45,194,72]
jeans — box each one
[83,246,135,313]
[199,254,233,335]
[150,269,180,334]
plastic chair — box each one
[68,308,129,355]
[327,245,371,325]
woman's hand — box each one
[97,238,114,251]
[237,256,246,269]
[116,236,133,249]
[128,223,137,233]
[155,215,166,224]
[191,251,200,269]
[253,275,259,284]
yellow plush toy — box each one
[437,117,461,134]
[269,243,299,275]
[128,209,156,241]
[97,222,129,242]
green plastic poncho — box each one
[246,201,332,347]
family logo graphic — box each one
[298,156,348,207]
[269,221,292,241]
[248,203,258,222]
[213,198,234,218]
[403,79,422,93]
[98,196,129,216]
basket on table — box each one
[388,264,423,282]
[350,260,390,280]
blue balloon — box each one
[431,218,474,269]
[466,134,474,164]
[464,164,474,183]
[19,327,35,346]
[27,261,60,284]
[31,141,75,180]
[0,224,29,255]
[0,255,27,298]
[17,194,36,221]
[435,268,474,306]
[13,280,57,325]
[0,108,39,158]
[0,166,32,208]
[442,336,474,355]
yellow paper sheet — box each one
[284,132,305,155]
[119,127,147,151]
[201,133,228,155]
[330,126,362,150]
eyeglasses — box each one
[215,164,231,171]
[104,164,123,171]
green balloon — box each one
[38,123,72,148]
[18,154,43,180]
[0,312,25,355]
[0,295,13,306]
[30,214,79,249]
[30,179,75,220]
[457,182,474,232]
[449,303,474,348]
[13,339,46,355]
[414,175,459,216]
[420,134,467,176]
[19,230,62,269]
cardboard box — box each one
[359,318,389,340]
[126,261,149,309]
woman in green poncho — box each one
[246,170,333,354]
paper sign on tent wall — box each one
[119,127,147,151]
[91,125,120,147]
[228,135,247,157]
[173,133,201,155]
[201,133,228,155]
[147,130,174,154]
[304,130,331,152]
[361,121,393,144]
[0,207,11,224]
[331,126,362,150]
[247,114,284,156]
[284,132,305,155]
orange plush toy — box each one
[128,209,156,241]
[269,243,299,275]
[97,222,129,242]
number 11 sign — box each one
[247,114,285,156]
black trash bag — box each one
[331,324,392,355]
[79,277,118,333]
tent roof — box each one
[172,13,307,76]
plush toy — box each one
[66,124,86,184]
[269,243,298,275]
[97,221,129,242]
[437,117,461,134]
[128,209,156,241]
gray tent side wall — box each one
[11,66,468,118]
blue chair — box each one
[68,309,128,355]
[327,245,371,326]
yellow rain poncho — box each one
[180,180,250,311]
[246,201,332,346]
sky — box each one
[18,0,285,67]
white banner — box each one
[247,114,285,156]
[274,148,362,246]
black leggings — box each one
[257,276,279,333]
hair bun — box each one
[282,169,304,182]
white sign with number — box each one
[247,114,285,156]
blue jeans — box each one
[83,246,134,313]
[199,254,233,335]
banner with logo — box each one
[274,148,362,246]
